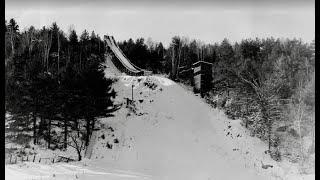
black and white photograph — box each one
[5,0,315,179]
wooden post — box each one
[15,157,17,164]
[9,154,12,164]
[132,85,134,101]
[39,158,41,163]
[33,154,36,162]
[27,155,29,161]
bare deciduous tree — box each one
[41,30,53,71]
[68,132,85,161]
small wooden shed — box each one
[192,61,213,96]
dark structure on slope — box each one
[192,61,213,97]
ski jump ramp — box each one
[104,35,152,76]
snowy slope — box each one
[86,72,314,180]
[80,75,277,179]
[5,66,315,179]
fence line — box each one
[5,153,74,165]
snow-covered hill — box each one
[5,67,315,180]
[80,74,313,180]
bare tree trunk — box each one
[297,82,304,155]
[10,30,15,57]
[85,118,90,147]
[46,32,53,72]
[69,134,84,161]
[80,51,82,71]
[33,113,37,145]
[75,119,80,138]
[176,45,182,79]
[171,47,176,79]
[46,53,49,71]
[91,118,95,132]
[57,32,60,74]
[44,38,48,70]
[48,119,51,149]
[197,48,199,61]
[67,47,70,66]
[38,116,44,144]
[98,39,100,53]
[268,118,271,151]
[64,118,68,149]
[24,63,27,79]
[246,98,248,128]
[77,150,82,161]
[43,47,46,68]
[260,102,272,152]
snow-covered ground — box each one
[5,161,152,180]
[5,63,315,180]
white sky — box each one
[5,1,315,46]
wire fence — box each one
[5,153,74,165]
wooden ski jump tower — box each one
[192,61,213,97]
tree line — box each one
[166,36,315,165]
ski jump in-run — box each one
[104,35,152,76]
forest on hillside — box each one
[119,35,315,170]
[5,19,315,171]
[5,19,119,161]
[165,36,315,172]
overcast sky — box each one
[5,0,314,46]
